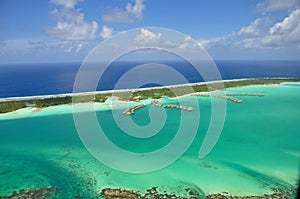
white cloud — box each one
[134,28,162,44]
[0,40,48,51]
[50,0,84,8]
[238,17,271,37]
[262,9,300,47]
[59,40,88,52]
[126,0,144,19]
[0,39,89,63]
[100,26,114,39]
[47,8,98,41]
[198,36,226,49]
[75,41,88,52]
[197,0,298,50]
[101,9,131,23]
[102,0,145,23]
[199,8,300,50]
[178,35,196,50]
[183,35,193,42]
[46,0,98,52]
[131,29,203,54]
[0,39,58,58]
[198,0,300,53]
[257,0,300,13]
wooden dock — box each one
[193,92,265,103]
[123,104,147,115]
[123,92,265,115]
[151,100,193,111]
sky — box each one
[0,0,300,64]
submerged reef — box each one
[0,185,297,199]
[99,186,296,199]
[1,187,59,199]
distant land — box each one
[1,78,300,114]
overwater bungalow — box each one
[123,104,147,115]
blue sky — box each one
[0,0,300,63]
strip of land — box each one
[0,78,299,114]
[99,186,295,199]
[2,185,295,199]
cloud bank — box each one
[201,0,300,52]
[100,26,114,39]
[46,0,98,52]
[102,0,145,23]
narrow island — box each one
[0,78,299,114]
[2,185,294,199]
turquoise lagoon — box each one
[0,83,299,198]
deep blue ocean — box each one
[0,60,300,98]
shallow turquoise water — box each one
[0,84,299,198]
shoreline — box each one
[0,77,297,102]
[2,185,296,199]
[0,78,300,114]
[98,186,296,199]
[0,79,298,120]
[1,79,299,198]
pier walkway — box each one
[192,92,264,103]
[123,104,147,115]
[151,100,193,111]
[123,92,264,115]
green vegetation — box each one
[95,93,111,102]
[1,78,300,114]
[0,101,27,113]
[34,96,73,108]
[222,78,300,88]
[0,96,74,113]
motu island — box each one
[1,78,299,114]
